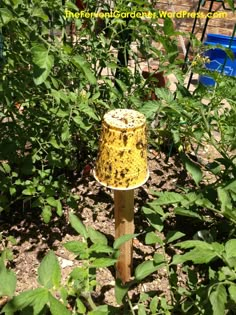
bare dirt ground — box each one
[0,149,198,309]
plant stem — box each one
[86,293,97,311]
[127,295,135,315]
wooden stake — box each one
[114,189,134,284]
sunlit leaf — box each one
[87,227,108,245]
[113,234,138,250]
[90,258,117,268]
[166,231,185,244]
[38,251,61,289]
[1,288,48,314]
[69,213,88,239]
[49,292,71,315]
[0,261,16,297]
[135,258,165,281]
[209,284,227,315]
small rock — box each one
[58,257,74,268]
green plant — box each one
[1,1,235,314]
[0,212,148,314]
[0,233,17,302]
[134,72,236,314]
[0,0,182,222]
[1,213,116,314]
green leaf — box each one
[69,213,88,239]
[42,205,52,224]
[0,162,11,174]
[225,239,236,267]
[60,287,68,305]
[56,200,63,217]
[107,62,117,69]
[176,240,222,251]
[87,227,108,245]
[217,187,232,212]
[139,293,149,303]
[150,296,158,314]
[138,101,161,119]
[113,234,138,250]
[49,137,64,149]
[9,187,16,196]
[209,284,227,315]
[90,258,117,268]
[72,56,96,85]
[225,239,236,257]
[163,18,175,35]
[65,1,80,11]
[135,258,165,281]
[181,153,202,186]
[206,161,221,175]
[172,247,217,265]
[72,115,91,131]
[148,203,165,216]
[1,288,48,314]
[76,298,87,314]
[114,79,127,92]
[79,102,99,121]
[138,304,147,315]
[155,88,174,103]
[46,197,62,217]
[69,267,88,281]
[142,209,163,232]
[219,266,235,281]
[31,7,49,22]
[63,241,88,256]
[49,292,72,315]
[115,279,130,305]
[225,0,235,10]
[174,207,202,220]
[7,236,17,246]
[154,253,165,264]
[0,261,16,297]
[38,251,61,289]
[154,192,184,205]
[89,244,114,255]
[166,231,185,244]
[225,180,236,194]
[22,187,36,195]
[88,305,109,315]
[46,197,58,207]
[31,44,54,85]
[177,84,192,98]
[61,124,70,142]
[145,232,163,245]
[1,248,14,261]
[0,8,13,26]
[229,284,236,302]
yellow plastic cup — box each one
[94,109,149,190]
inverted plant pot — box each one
[94,109,149,190]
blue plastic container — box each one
[199,33,236,86]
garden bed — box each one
[0,149,205,308]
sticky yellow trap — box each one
[94,109,149,190]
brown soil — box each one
[0,149,207,310]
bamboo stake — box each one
[114,189,134,284]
